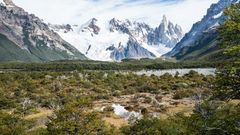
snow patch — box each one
[141,43,172,57]
[213,12,223,19]
[112,104,142,120]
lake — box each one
[134,68,216,76]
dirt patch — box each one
[24,108,53,129]
[24,108,53,120]
[228,99,240,105]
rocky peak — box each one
[151,15,183,48]
[174,24,183,37]
[88,18,98,29]
[159,15,178,32]
[109,18,118,32]
[90,18,97,24]
[82,18,101,35]
[162,15,168,26]
[109,16,183,48]
[168,22,175,34]
[109,18,133,34]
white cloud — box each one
[12,0,218,32]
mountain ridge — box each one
[165,0,239,60]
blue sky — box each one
[13,0,218,32]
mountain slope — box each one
[51,16,183,61]
[0,33,40,62]
[165,0,239,60]
[0,0,87,62]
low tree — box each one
[218,3,240,57]
[214,3,240,100]
[0,111,30,135]
[184,101,240,135]
[121,116,187,135]
[46,98,113,135]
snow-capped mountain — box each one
[0,0,86,62]
[165,0,240,59]
[51,16,183,61]
[148,15,183,48]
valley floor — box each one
[0,69,215,133]
[0,64,239,134]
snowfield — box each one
[57,25,129,61]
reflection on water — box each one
[135,68,216,76]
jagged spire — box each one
[162,15,167,24]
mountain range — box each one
[50,16,183,61]
[0,0,238,62]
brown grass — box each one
[103,114,128,128]
[24,108,53,120]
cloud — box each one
[12,0,218,32]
